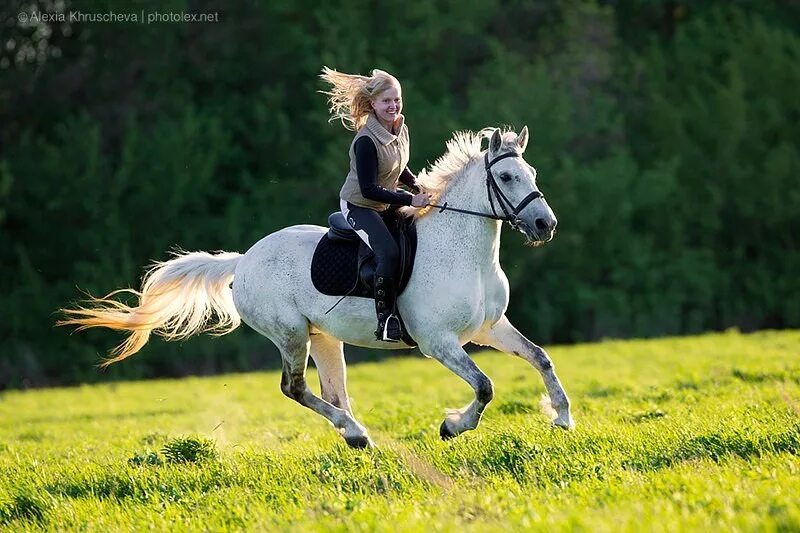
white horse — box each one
[60,127,574,448]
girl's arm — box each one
[354,137,414,205]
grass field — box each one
[1,330,799,531]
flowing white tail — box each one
[59,250,242,367]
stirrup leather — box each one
[374,275,401,342]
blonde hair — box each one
[319,66,401,131]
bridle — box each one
[428,151,543,230]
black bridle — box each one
[428,151,543,230]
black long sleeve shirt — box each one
[354,137,416,206]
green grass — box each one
[1,329,799,531]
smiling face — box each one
[370,83,402,127]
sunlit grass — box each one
[1,329,798,531]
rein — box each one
[428,151,543,229]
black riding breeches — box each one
[340,200,399,279]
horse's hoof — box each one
[439,420,457,440]
[552,416,576,431]
[344,434,374,449]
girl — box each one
[320,67,430,342]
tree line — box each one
[1,0,798,387]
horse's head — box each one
[486,126,556,245]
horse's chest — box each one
[481,268,510,325]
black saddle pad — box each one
[310,235,373,298]
[310,218,419,347]
[311,211,417,299]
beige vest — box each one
[339,112,410,211]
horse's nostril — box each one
[534,218,550,231]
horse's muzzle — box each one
[518,220,554,246]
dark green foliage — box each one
[1,0,797,386]
[128,450,164,467]
[161,436,218,464]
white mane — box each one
[401,127,522,219]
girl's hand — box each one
[411,192,431,207]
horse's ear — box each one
[489,128,502,154]
[517,126,529,153]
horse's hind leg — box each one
[472,315,574,429]
[419,335,494,440]
[310,332,352,414]
[272,321,373,448]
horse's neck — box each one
[417,159,502,266]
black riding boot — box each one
[374,275,402,342]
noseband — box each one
[429,151,544,229]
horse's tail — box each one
[58,250,242,367]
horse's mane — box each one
[400,127,521,219]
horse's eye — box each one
[499,173,512,182]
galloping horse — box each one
[60,127,575,448]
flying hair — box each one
[319,66,400,131]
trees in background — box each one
[1,1,797,387]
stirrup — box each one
[379,314,402,342]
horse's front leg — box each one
[473,315,575,429]
[421,335,495,440]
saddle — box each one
[310,209,418,345]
